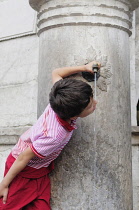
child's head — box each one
[49,78,96,120]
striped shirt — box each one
[12,104,77,169]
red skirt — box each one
[0,153,54,210]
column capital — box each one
[29,0,46,12]
[128,0,139,10]
[29,0,139,12]
[29,0,139,36]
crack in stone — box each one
[0,78,37,89]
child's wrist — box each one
[1,179,9,188]
[84,64,88,72]
[79,65,86,72]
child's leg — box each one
[23,174,51,210]
[23,199,50,210]
[0,174,51,210]
[0,175,37,210]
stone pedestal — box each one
[29,0,139,209]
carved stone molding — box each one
[132,126,139,145]
[74,47,112,93]
[0,126,31,145]
[29,0,139,12]
[127,0,139,11]
[29,0,46,12]
[29,0,139,36]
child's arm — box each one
[52,61,101,84]
[0,147,36,204]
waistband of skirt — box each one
[5,153,54,179]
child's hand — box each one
[85,61,101,73]
[0,182,9,204]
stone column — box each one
[29,0,139,209]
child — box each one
[0,61,100,210]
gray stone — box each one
[0,35,39,127]
[0,145,13,181]
[0,126,31,144]
[28,0,139,209]
[30,0,136,210]
[132,145,139,210]
[135,8,139,107]
[132,126,139,134]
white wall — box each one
[0,35,39,127]
[0,0,39,181]
[0,0,36,41]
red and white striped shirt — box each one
[12,104,77,169]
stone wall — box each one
[135,8,139,103]
[30,0,135,209]
[131,7,139,210]
[0,35,39,181]
[132,127,139,210]
[0,0,39,181]
[132,145,139,210]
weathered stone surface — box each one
[35,0,132,36]
[0,126,31,144]
[29,0,139,209]
[29,0,139,12]
[29,0,45,12]
[0,35,39,127]
[132,145,139,210]
[0,34,39,181]
[130,11,137,126]
[0,145,13,182]
[132,135,139,145]
[132,126,139,134]
[135,8,139,108]
[128,0,139,11]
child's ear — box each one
[70,116,78,121]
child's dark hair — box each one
[49,78,93,120]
